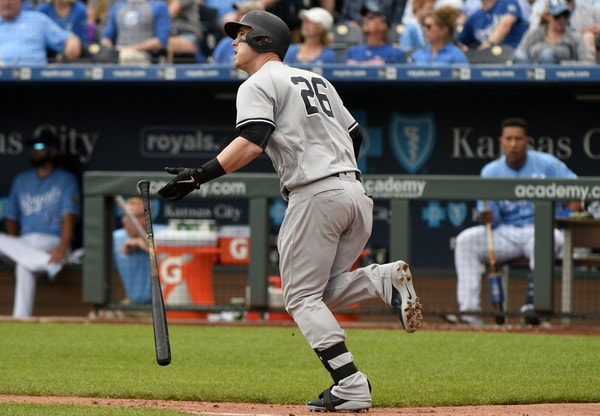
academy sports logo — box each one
[389,112,436,174]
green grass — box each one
[1,322,599,414]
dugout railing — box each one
[82,172,600,324]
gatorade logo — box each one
[158,253,194,285]
[229,238,249,260]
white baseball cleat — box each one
[391,261,422,333]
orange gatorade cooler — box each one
[218,225,250,265]
[154,222,219,319]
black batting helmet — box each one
[224,10,291,60]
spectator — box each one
[410,5,469,64]
[166,0,203,63]
[0,0,82,66]
[344,5,406,64]
[37,0,88,45]
[560,0,600,59]
[284,7,337,65]
[203,0,245,24]
[399,0,436,54]
[449,117,582,326]
[100,0,171,65]
[456,0,529,51]
[0,128,80,319]
[512,0,596,64]
[85,0,119,43]
[402,0,463,26]
[112,197,168,305]
[266,0,333,42]
[336,0,408,29]
[210,1,264,65]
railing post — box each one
[248,197,269,310]
[390,199,411,263]
[533,201,555,316]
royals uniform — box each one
[1,167,80,317]
[454,150,577,317]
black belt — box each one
[331,171,362,182]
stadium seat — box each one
[330,22,365,62]
[466,45,515,64]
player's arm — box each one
[479,14,516,49]
[349,123,363,161]
[158,123,272,201]
[48,213,77,264]
[5,218,19,236]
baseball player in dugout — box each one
[448,117,583,327]
[157,10,422,413]
[0,128,80,318]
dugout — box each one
[2,63,600,322]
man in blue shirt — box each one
[450,118,581,326]
[0,129,80,318]
[345,5,406,65]
[112,196,168,305]
[457,0,528,50]
[100,0,171,64]
[0,0,81,66]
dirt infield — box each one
[2,395,600,415]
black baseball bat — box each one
[138,180,172,366]
[483,201,505,325]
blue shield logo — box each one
[389,112,436,173]
[447,202,467,227]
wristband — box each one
[193,158,226,184]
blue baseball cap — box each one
[26,129,59,151]
[548,0,569,16]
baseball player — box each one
[451,117,581,326]
[0,129,80,318]
[157,10,422,412]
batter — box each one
[157,10,422,412]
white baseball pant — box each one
[0,232,61,318]
[454,223,564,313]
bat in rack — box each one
[483,200,505,325]
[138,180,172,366]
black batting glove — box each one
[158,167,203,201]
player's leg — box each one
[454,225,488,323]
[0,233,57,273]
[12,264,38,318]
[278,179,370,412]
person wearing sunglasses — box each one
[512,0,595,63]
[0,128,80,318]
[410,5,469,64]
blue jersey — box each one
[211,36,234,65]
[112,224,168,304]
[0,10,72,66]
[37,0,88,44]
[345,43,406,64]
[457,0,528,48]
[102,0,171,48]
[479,150,577,227]
[6,167,80,237]
[399,22,426,53]
[284,44,338,65]
[410,43,470,65]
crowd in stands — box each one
[2,0,600,65]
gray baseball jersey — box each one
[235,61,360,197]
